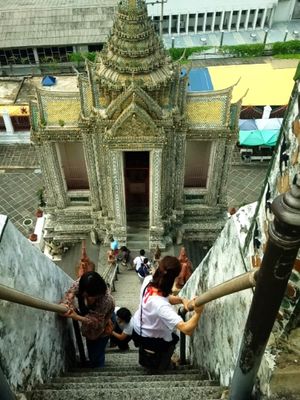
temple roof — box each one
[95,0,174,88]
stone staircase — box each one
[127,207,149,253]
[27,350,224,400]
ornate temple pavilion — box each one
[30,0,240,250]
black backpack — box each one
[137,262,150,278]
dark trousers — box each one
[132,330,178,370]
[110,323,132,350]
[86,336,109,368]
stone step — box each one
[127,225,149,233]
[41,379,218,390]
[52,373,211,384]
[127,232,149,241]
[126,242,149,252]
[29,386,223,400]
[62,368,202,378]
[68,364,194,374]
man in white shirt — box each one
[133,249,145,272]
[110,307,133,351]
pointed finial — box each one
[76,240,95,278]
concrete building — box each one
[148,0,300,34]
[0,0,300,76]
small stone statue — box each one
[48,240,64,257]
[76,240,95,278]
[175,247,193,289]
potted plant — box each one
[37,187,46,207]
[35,208,43,218]
[29,233,38,242]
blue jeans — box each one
[86,336,109,368]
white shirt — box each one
[133,255,145,271]
[115,306,133,335]
[133,276,182,342]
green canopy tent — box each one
[239,118,282,147]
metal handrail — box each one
[185,270,258,312]
[0,283,68,314]
[178,270,258,365]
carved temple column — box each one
[109,150,126,242]
[82,132,101,211]
[149,149,165,248]
[41,142,68,209]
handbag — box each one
[139,344,160,369]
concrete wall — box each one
[148,0,278,16]
[273,0,296,22]
[180,204,256,386]
[0,215,74,392]
[180,78,300,397]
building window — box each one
[184,141,212,188]
[153,16,160,32]
[189,14,196,32]
[171,15,178,33]
[256,9,264,27]
[180,14,187,33]
[162,15,169,34]
[206,12,213,31]
[197,13,204,32]
[223,11,231,30]
[0,48,35,66]
[37,46,73,63]
[57,142,89,190]
[88,44,103,52]
[214,12,222,31]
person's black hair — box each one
[78,271,107,297]
[143,258,148,264]
[116,307,132,324]
[151,256,181,297]
[140,249,145,256]
[77,272,107,315]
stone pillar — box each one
[33,48,39,65]
[110,150,126,231]
[150,149,162,227]
[261,8,267,29]
[82,133,101,211]
[269,7,275,28]
[186,14,189,34]
[203,13,207,32]
[228,11,233,32]
[168,15,172,34]
[219,142,235,206]
[194,13,198,33]
[245,9,250,30]
[253,9,259,29]
[220,11,225,30]
[177,14,180,34]
[1,110,14,134]
[237,10,242,31]
[212,12,216,32]
[149,149,165,248]
[44,143,69,209]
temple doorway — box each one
[124,151,149,211]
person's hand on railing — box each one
[59,304,90,324]
[181,298,190,311]
[194,302,205,316]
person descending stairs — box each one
[26,250,225,400]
